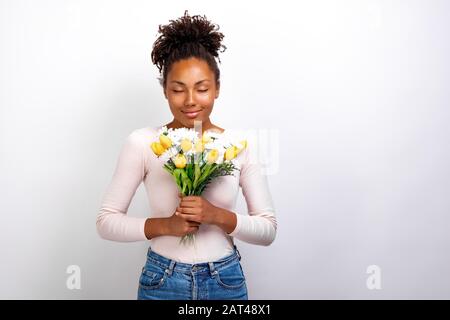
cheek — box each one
[168,96,185,109]
[197,93,216,105]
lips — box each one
[182,109,202,119]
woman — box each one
[97,10,277,300]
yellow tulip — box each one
[224,146,238,161]
[159,134,172,149]
[202,132,212,144]
[236,140,248,154]
[180,139,192,153]
[173,154,187,169]
[207,149,219,164]
[150,142,165,156]
[194,140,204,152]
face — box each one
[163,57,220,129]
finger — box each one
[180,196,199,201]
[179,200,198,208]
[177,207,199,214]
[177,212,201,223]
[187,227,199,234]
[189,221,201,227]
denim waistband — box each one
[145,245,242,276]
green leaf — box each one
[200,164,212,180]
[173,168,183,186]
[186,164,191,180]
[193,163,201,189]
[179,170,191,195]
[186,179,192,194]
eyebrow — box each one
[170,79,210,85]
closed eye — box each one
[172,89,209,93]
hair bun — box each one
[152,10,226,73]
[165,11,225,56]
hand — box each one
[166,207,201,238]
[176,193,219,225]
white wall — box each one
[1,0,449,299]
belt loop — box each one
[208,262,218,277]
[166,260,175,276]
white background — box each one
[1,0,449,299]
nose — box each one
[184,91,195,107]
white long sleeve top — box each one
[96,126,277,263]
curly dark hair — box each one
[151,10,227,88]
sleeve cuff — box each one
[139,217,148,241]
[227,213,241,237]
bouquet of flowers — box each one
[150,126,247,245]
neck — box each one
[166,118,214,134]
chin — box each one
[185,118,205,124]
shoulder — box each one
[127,126,159,144]
[121,127,161,171]
[120,126,160,158]
[132,126,160,138]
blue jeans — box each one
[137,245,248,300]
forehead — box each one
[167,58,213,83]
